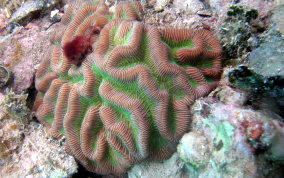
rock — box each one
[248,31,284,76]
[176,71,284,177]
[155,0,171,10]
[0,91,78,178]
[264,120,284,162]
[215,67,248,107]
[247,3,284,77]
[238,0,280,19]
[0,0,25,18]
[271,5,284,36]
[207,0,282,39]
[144,6,218,31]
[0,96,24,165]
[0,92,4,100]
[143,0,219,31]
[0,90,29,119]
[0,123,78,178]
[215,85,247,107]
[128,153,188,178]
[219,5,259,59]
[8,0,62,28]
[178,132,211,172]
[208,0,280,19]
[208,0,232,18]
[143,0,156,8]
[173,0,205,14]
[228,65,284,118]
[197,9,212,17]
[0,21,52,93]
[0,13,8,34]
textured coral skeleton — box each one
[34,0,222,174]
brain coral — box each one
[34,0,222,174]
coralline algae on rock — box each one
[34,0,223,174]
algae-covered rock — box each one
[219,5,259,59]
[176,70,284,178]
[228,65,284,118]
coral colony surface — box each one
[34,0,222,174]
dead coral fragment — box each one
[34,0,222,175]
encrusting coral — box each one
[34,0,223,175]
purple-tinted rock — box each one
[0,22,50,92]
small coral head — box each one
[63,36,93,66]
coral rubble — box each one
[34,0,223,174]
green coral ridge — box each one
[34,0,222,175]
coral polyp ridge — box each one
[34,0,223,175]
